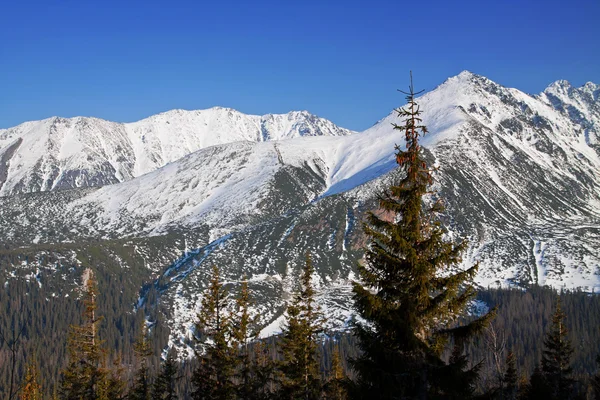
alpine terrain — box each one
[1,71,599,358]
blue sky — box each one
[1,0,599,131]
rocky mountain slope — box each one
[1,71,598,356]
[0,108,354,196]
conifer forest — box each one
[2,78,600,400]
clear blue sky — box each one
[1,0,599,131]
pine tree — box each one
[516,374,528,400]
[323,346,347,400]
[592,354,600,400]
[152,349,178,400]
[129,324,154,400]
[278,253,324,400]
[502,351,517,400]
[191,265,235,400]
[20,359,42,400]
[231,278,257,399]
[350,73,494,399]
[541,299,574,399]
[248,340,275,400]
[0,316,26,400]
[524,366,551,400]
[230,279,276,399]
[59,269,108,400]
[101,355,126,400]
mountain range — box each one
[1,71,599,356]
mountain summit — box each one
[0,108,354,196]
[1,71,599,351]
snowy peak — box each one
[542,79,600,107]
[317,70,600,206]
[132,107,351,142]
[0,108,355,196]
[362,70,511,147]
[539,78,600,153]
[2,71,600,347]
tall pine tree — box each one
[192,265,235,400]
[541,299,574,399]
[350,73,494,399]
[278,253,324,400]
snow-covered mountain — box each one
[1,71,599,354]
[0,108,354,196]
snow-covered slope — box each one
[0,108,354,196]
[1,71,599,352]
[538,80,600,155]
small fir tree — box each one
[152,349,178,400]
[100,354,126,400]
[129,323,154,400]
[502,351,518,400]
[278,253,324,400]
[59,269,108,400]
[591,354,600,400]
[350,74,494,399]
[323,346,347,400]
[524,365,552,400]
[191,265,235,400]
[541,299,574,399]
[231,278,259,399]
[592,354,600,400]
[0,317,26,400]
[516,374,529,400]
[20,359,42,400]
[248,340,276,400]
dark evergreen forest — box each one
[2,269,600,399]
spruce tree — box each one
[516,374,529,400]
[20,359,42,400]
[248,340,275,400]
[59,269,107,400]
[323,346,347,400]
[152,349,178,400]
[101,355,126,400]
[502,351,517,400]
[524,366,551,400]
[230,278,276,399]
[541,299,574,399]
[191,265,235,400]
[592,354,600,400]
[231,278,257,399]
[0,316,26,400]
[350,73,494,399]
[278,253,324,400]
[129,324,154,400]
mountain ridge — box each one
[1,71,599,354]
[0,107,355,196]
